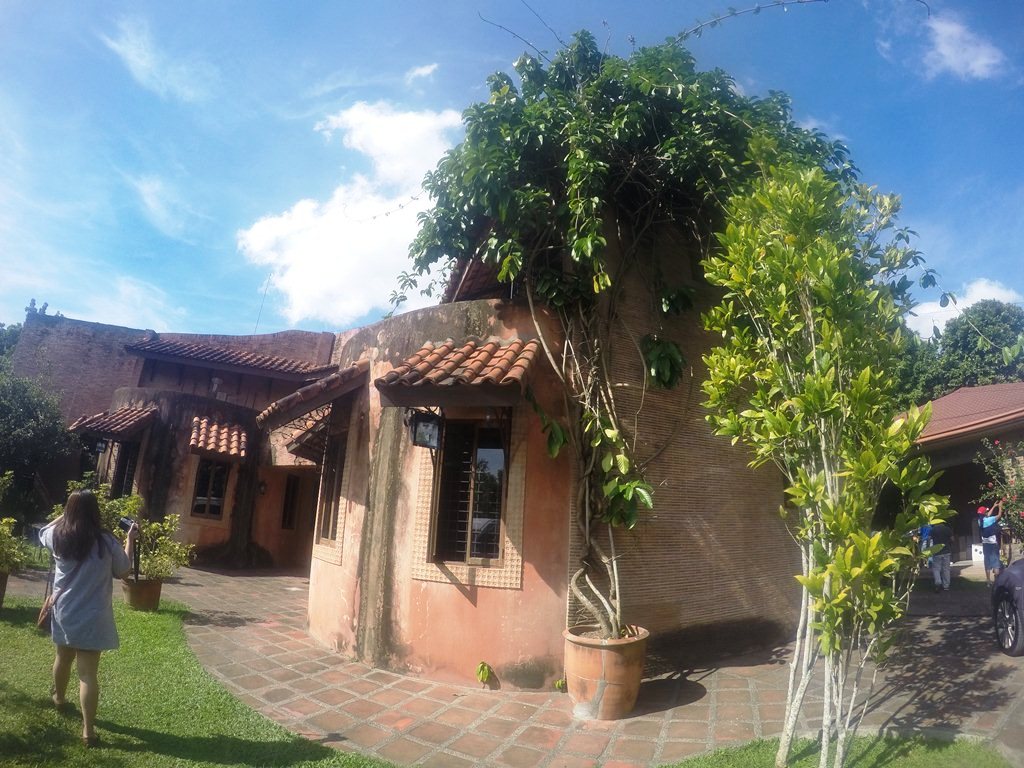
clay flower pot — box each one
[122,578,163,611]
[563,624,649,720]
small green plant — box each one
[475,661,493,686]
[554,677,567,693]
[0,517,28,573]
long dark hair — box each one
[53,490,105,561]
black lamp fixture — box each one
[407,410,442,450]
[94,438,108,454]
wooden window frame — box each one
[315,401,351,545]
[429,417,509,568]
[191,458,231,519]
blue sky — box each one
[1,1,1021,337]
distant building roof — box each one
[919,382,1024,447]
[125,337,335,380]
[189,417,247,461]
[69,407,159,440]
[375,337,539,407]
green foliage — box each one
[475,661,493,685]
[702,162,950,766]
[973,438,1024,541]
[641,334,685,389]
[0,322,20,360]
[0,515,28,572]
[937,300,1024,394]
[0,361,75,522]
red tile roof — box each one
[125,338,335,378]
[374,338,539,407]
[257,359,370,429]
[919,382,1024,446]
[69,407,158,439]
[189,417,248,460]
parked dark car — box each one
[993,558,1024,655]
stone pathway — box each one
[9,562,1024,767]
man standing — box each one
[929,520,954,592]
[979,500,1005,586]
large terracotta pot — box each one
[122,578,163,611]
[563,624,649,720]
[0,571,8,610]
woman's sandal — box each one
[81,734,101,748]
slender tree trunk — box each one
[776,541,817,768]
[818,654,833,768]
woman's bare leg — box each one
[52,645,75,706]
[75,650,101,739]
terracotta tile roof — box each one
[189,417,248,461]
[257,359,370,429]
[125,338,335,378]
[285,422,328,463]
[375,337,539,407]
[919,382,1024,446]
[69,407,158,439]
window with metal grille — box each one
[317,402,350,542]
[192,459,229,518]
[281,474,300,530]
[111,442,139,499]
[433,421,506,564]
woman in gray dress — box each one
[40,489,137,747]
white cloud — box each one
[907,278,1023,338]
[797,115,847,142]
[100,17,216,102]
[923,15,1007,81]
[124,174,201,240]
[75,276,188,330]
[404,63,439,86]
[239,102,464,327]
[316,101,461,189]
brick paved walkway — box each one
[9,563,1024,766]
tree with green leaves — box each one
[702,162,950,768]
[0,361,75,522]
[937,299,1024,393]
[894,300,1024,407]
[0,322,20,360]
[400,29,852,642]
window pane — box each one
[192,459,229,518]
[435,422,474,560]
[470,428,504,559]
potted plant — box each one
[119,514,193,611]
[52,477,193,611]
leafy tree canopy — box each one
[402,30,854,304]
[0,361,75,521]
[0,323,20,360]
[896,300,1024,406]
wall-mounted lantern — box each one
[94,438,108,454]
[408,410,442,450]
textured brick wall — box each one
[566,229,801,649]
[10,314,146,423]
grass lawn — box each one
[0,594,1012,768]
[668,737,1010,767]
[0,595,393,768]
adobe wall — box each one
[10,314,146,422]
[140,359,306,413]
[305,299,573,687]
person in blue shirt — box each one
[979,500,1005,586]
[40,490,137,747]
